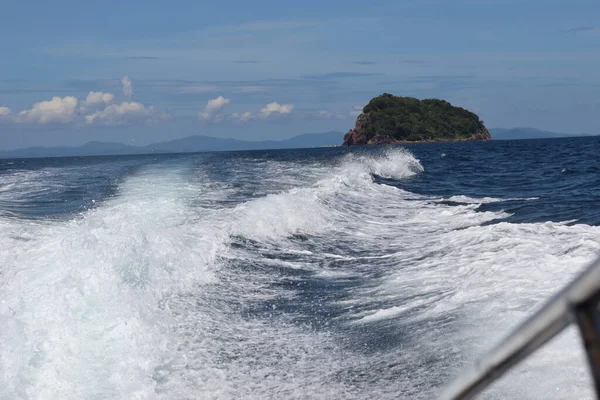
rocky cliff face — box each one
[343,114,371,145]
[343,114,402,145]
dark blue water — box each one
[1,137,599,399]
[3,136,599,224]
[398,137,600,225]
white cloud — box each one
[259,101,293,118]
[199,95,230,121]
[349,106,363,116]
[0,106,12,117]
[0,106,12,123]
[121,76,133,98]
[82,91,114,109]
[85,101,156,125]
[0,77,164,126]
[207,95,230,110]
[16,96,78,124]
[229,111,253,121]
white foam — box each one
[333,189,600,398]
[355,297,438,323]
[337,148,424,183]
[1,149,598,399]
[230,186,331,241]
[441,195,540,204]
[0,168,65,204]
[0,166,223,399]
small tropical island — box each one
[343,93,492,145]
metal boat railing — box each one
[440,255,600,400]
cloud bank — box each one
[0,79,297,128]
[199,97,294,123]
[0,77,159,126]
[85,102,155,125]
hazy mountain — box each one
[276,132,345,148]
[145,135,262,153]
[146,131,343,152]
[7,128,595,159]
[0,132,343,159]
[490,128,593,140]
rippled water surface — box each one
[1,136,599,399]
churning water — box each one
[1,137,600,399]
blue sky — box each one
[0,0,599,149]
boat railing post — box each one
[440,256,600,400]
[574,293,600,398]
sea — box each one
[1,136,599,400]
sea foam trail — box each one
[323,152,599,398]
[200,148,599,398]
[1,149,599,399]
[0,165,225,399]
[213,148,599,399]
[0,150,426,399]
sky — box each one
[0,0,599,149]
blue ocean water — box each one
[0,136,599,399]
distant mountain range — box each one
[0,131,343,159]
[1,128,597,158]
[490,127,595,140]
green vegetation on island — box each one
[343,93,491,145]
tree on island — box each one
[343,93,491,145]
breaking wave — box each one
[0,147,598,399]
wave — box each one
[0,166,225,399]
[342,148,424,180]
[1,149,599,399]
[439,195,540,204]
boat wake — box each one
[0,148,598,399]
